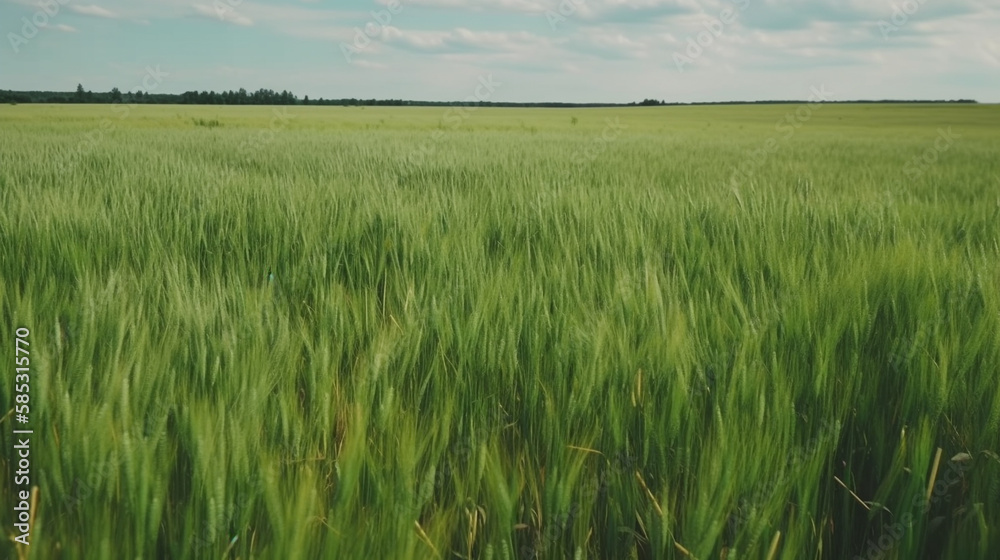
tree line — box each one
[0,84,301,105]
[0,85,978,107]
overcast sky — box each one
[2,0,999,103]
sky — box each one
[2,0,999,103]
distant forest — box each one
[0,85,979,107]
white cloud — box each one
[385,27,554,55]
[981,40,1000,67]
[68,4,120,19]
[375,0,545,13]
[192,3,254,26]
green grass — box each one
[1,103,999,559]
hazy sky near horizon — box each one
[2,0,999,103]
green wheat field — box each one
[2,103,999,559]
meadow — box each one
[1,102,999,559]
